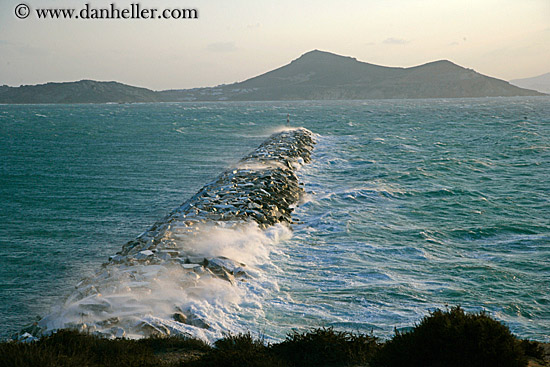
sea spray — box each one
[18,128,315,341]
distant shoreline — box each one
[0,95,548,106]
[0,51,545,104]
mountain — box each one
[0,51,543,104]
[0,80,160,104]
[158,50,544,101]
[510,72,550,94]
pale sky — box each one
[1,0,549,90]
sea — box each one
[1,97,549,342]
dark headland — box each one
[0,50,544,104]
[0,79,161,104]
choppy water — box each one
[1,98,549,342]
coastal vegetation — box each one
[1,307,546,367]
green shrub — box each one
[373,306,527,367]
[0,330,208,367]
[186,332,283,367]
[519,339,545,360]
[1,309,541,367]
[272,327,380,367]
[138,334,210,354]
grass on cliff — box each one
[0,307,544,367]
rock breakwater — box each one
[17,128,315,341]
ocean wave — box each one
[17,128,314,342]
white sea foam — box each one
[24,128,315,343]
[37,222,292,341]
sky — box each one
[0,0,549,90]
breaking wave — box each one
[17,128,314,342]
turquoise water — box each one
[1,98,549,341]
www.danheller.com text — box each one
[15,3,198,20]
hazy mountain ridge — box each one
[510,72,550,94]
[0,50,544,103]
[158,50,545,101]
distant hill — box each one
[158,50,544,101]
[0,80,160,104]
[510,72,550,94]
[0,51,543,104]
